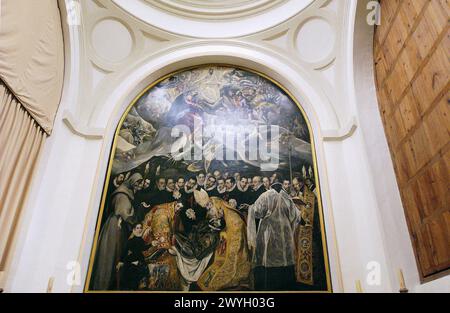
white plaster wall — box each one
[4,0,448,293]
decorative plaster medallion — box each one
[295,17,335,65]
[91,18,133,63]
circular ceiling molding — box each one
[91,18,133,63]
[147,0,287,20]
[112,0,314,38]
[295,16,336,67]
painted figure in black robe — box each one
[180,177,197,205]
[223,177,240,203]
[216,178,227,199]
[140,177,176,208]
[236,176,251,206]
[134,178,151,223]
[117,223,150,290]
[248,176,266,204]
[205,176,220,198]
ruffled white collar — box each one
[237,183,249,192]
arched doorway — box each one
[85,65,331,292]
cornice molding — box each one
[59,0,358,142]
[62,110,104,139]
[111,0,315,38]
[147,0,288,20]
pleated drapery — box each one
[0,0,64,287]
[0,0,64,135]
[0,83,46,269]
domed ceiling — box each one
[112,0,314,38]
[146,0,288,19]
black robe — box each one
[236,186,251,206]
[119,236,150,290]
[223,185,240,203]
[248,185,266,204]
[216,189,227,200]
[196,183,206,191]
[206,186,220,198]
[180,187,196,208]
[140,189,176,207]
[134,188,152,223]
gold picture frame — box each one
[84,64,333,293]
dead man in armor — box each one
[170,189,226,290]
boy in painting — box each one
[116,223,150,290]
[91,173,143,290]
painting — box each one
[86,65,331,292]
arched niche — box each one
[84,64,333,292]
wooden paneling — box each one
[374,0,450,281]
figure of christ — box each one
[170,189,226,291]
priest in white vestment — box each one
[247,182,302,290]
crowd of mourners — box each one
[91,166,317,291]
[110,169,316,221]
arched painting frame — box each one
[85,64,332,292]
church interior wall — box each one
[3,0,448,293]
